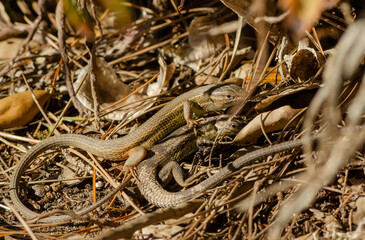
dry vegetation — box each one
[0,0,365,239]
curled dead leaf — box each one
[255,84,319,112]
[74,58,156,120]
[352,197,365,225]
[0,90,50,130]
[165,15,226,76]
[220,0,251,16]
[233,105,304,145]
[289,49,326,81]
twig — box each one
[55,0,86,116]
[86,37,100,128]
[0,0,46,78]
[98,201,202,240]
[83,0,100,128]
[109,32,189,65]
[22,74,59,135]
[269,19,365,239]
[47,63,89,137]
[3,199,38,240]
[219,15,244,82]
[0,132,40,144]
[0,137,27,153]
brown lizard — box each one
[9,83,244,221]
[137,135,321,207]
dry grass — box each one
[0,0,364,239]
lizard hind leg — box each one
[123,146,148,180]
[158,161,197,188]
[108,146,147,171]
[124,146,147,168]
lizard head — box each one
[214,116,245,137]
[202,84,244,111]
[197,115,245,147]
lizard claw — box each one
[187,118,203,128]
[123,165,138,180]
[187,119,198,128]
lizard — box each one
[136,134,321,207]
[9,83,244,221]
[8,115,244,223]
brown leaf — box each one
[74,58,154,120]
[255,84,319,112]
[0,90,50,130]
[289,49,326,81]
[352,196,365,225]
[168,15,226,76]
[233,105,303,145]
[0,38,24,60]
[220,0,251,16]
[234,64,283,84]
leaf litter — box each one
[0,0,364,239]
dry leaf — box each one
[0,38,24,60]
[148,55,175,93]
[352,197,365,225]
[144,56,175,97]
[166,15,226,76]
[194,75,220,85]
[220,0,251,16]
[294,233,314,240]
[255,84,319,112]
[219,0,285,44]
[289,49,325,81]
[233,63,283,84]
[74,58,154,120]
[282,39,327,81]
[233,105,303,145]
[0,90,50,129]
[0,25,29,41]
[141,224,184,239]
